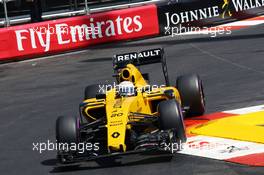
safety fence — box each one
[0,0,264,62]
[0,0,160,27]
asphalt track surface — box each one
[1,24,264,175]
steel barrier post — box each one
[2,0,10,27]
[84,0,90,15]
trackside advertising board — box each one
[1,1,264,62]
[0,5,159,61]
[157,0,264,35]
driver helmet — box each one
[117,81,135,96]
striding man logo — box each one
[222,0,233,18]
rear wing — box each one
[113,48,170,86]
[113,48,163,69]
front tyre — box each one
[56,116,79,163]
[158,99,186,144]
[56,116,79,144]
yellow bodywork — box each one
[82,64,181,152]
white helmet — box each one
[118,81,135,96]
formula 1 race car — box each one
[55,48,205,164]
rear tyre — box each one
[84,84,100,99]
[176,74,205,117]
[158,99,186,144]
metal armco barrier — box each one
[156,0,264,36]
[1,0,264,62]
[0,0,15,27]
[0,0,163,27]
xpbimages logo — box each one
[164,0,264,28]
[32,140,100,154]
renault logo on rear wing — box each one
[113,48,164,70]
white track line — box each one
[224,105,264,115]
[220,20,264,26]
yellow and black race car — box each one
[55,48,205,164]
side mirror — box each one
[164,89,175,99]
